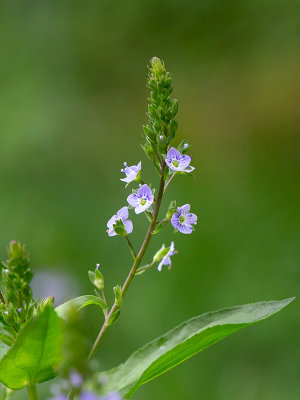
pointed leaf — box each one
[96,298,294,398]
[0,307,63,390]
[55,295,107,319]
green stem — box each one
[2,388,13,400]
[136,260,155,274]
[27,385,39,400]
[125,236,137,260]
[164,172,176,193]
[88,163,166,360]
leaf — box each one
[96,298,294,399]
[0,307,63,390]
[107,310,120,327]
[55,295,107,319]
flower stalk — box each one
[88,163,165,360]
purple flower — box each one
[81,393,99,400]
[127,184,154,214]
[48,396,68,400]
[69,370,83,388]
[171,204,197,234]
[101,393,122,400]
[107,206,133,236]
[120,161,141,184]
[158,242,176,271]
[165,147,194,173]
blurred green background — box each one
[0,1,299,399]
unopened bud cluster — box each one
[143,57,178,170]
[0,241,54,345]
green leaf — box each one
[0,307,63,390]
[96,298,294,399]
[113,285,122,308]
[107,310,120,327]
[55,295,107,319]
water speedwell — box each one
[171,204,197,234]
[120,161,141,184]
[127,184,154,214]
[106,206,133,236]
[165,147,194,173]
[0,56,293,400]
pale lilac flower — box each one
[107,206,133,236]
[69,370,83,387]
[158,242,176,271]
[183,143,189,150]
[81,393,99,400]
[127,184,154,214]
[48,396,68,400]
[171,204,197,234]
[120,161,141,183]
[101,393,122,400]
[165,147,194,173]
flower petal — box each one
[134,201,152,214]
[107,227,117,237]
[167,147,181,160]
[120,175,133,183]
[127,193,140,207]
[117,206,128,220]
[165,158,177,170]
[169,241,175,255]
[186,213,197,225]
[138,184,153,199]
[183,165,195,173]
[157,260,163,272]
[171,213,180,229]
[177,204,190,215]
[177,223,193,234]
[107,214,117,228]
[178,154,191,170]
[123,220,133,235]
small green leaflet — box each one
[95,298,294,399]
[55,295,107,319]
[0,307,63,390]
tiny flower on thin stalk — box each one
[120,161,141,184]
[165,147,194,173]
[106,207,133,237]
[157,242,177,271]
[171,204,197,234]
[127,184,154,214]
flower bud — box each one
[113,285,122,308]
[166,200,177,220]
[88,269,104,290]
[153,244,169,263]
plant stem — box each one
[2,389,13,400]
[88,163,165,360]
[164,172,176,193]
[125,236,137,260]
[27,385,39,400]
[136,260,155,274]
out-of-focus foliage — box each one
[0,307,63,390]
[0,1,299,399]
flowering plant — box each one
[0,58,294,400]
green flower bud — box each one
[88,268,104,290]
[113,285,122,308]
[153,244,170,263]
[166,200,177,221]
